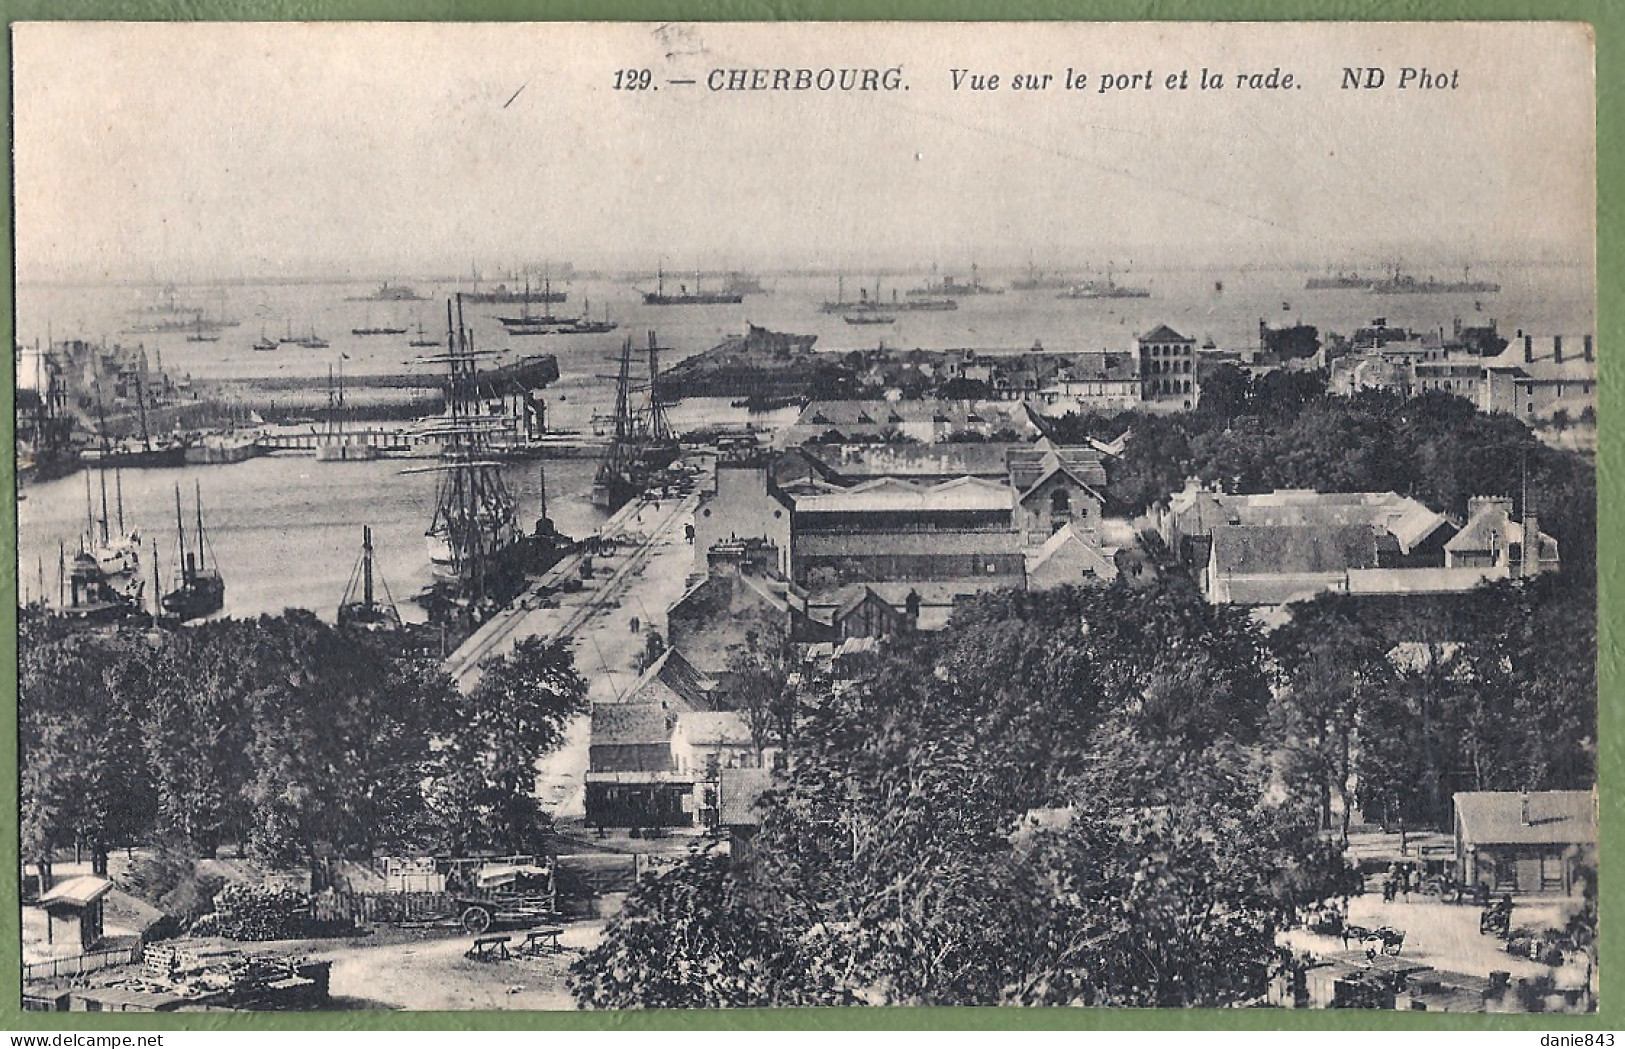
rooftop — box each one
[1209,523,1378,576]
[793,475,1014,515]
[37,876,113,909]
[1455,791,1596,846]
[590,703,674,748]
[1139,324,1193,345]
[674,710,755,748]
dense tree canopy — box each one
[19,612,587,871]
[572,580,1354,1008]
[1050,376,1596,578]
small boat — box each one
[843,313,895,325]
[408,322,441,348]
[352,326,408,336]
[159,481,225,624]
[252,327,278,352]
[186,315,221,343]
[337,526,402,632]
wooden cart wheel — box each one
[461,905,493,935]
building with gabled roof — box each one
[1454,791,1596,896]
[1026,523,1120,590]
[666,566,791,681]
[1156,482,1537,607]
[37,876,113,952]
[585,646,744,831]
[1444,496,1560,577]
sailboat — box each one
[337,526,402,631]
[253,326,279,352]
[159,482,225,624]
[315,359,380,461]
[186,313,221,343]
[64,467,145,622]
[411,296,575,635]
[498,276,572,331]
[409,322,440,348]
[590,331,682,510]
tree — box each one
[573,581,1350,1009]
[431,637,588,854]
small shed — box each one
[1454,790,1597,896]
[37,876,112,952]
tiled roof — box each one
[795,530,1022,557]
[38,876,114,908]
[1389,503,1455,552]
[1139,324,1192,344]
[718,767,776,827]
[590,703,674,747]
[1209,523,1378,576]
[792,476,1014,514]
[802,442,1016,480]
[1007,446,1108,489]
[1455,791,1596,846]
[675,710,754,747]
[1026,523,1118,578]
[622,648,717,713]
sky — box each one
[12,21,1597,282]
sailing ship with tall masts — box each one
[590,331,682,510]
[64,466,145,622]
[16,340,80,484]
[82,371,189,469]
[159,482,226,624]
[414,296,574,632]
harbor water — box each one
[14,264,1595,623]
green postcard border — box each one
[0,0,1616,1033]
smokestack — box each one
[1524,335,1533,363]
[1584,335,1594,362]
[1520,791,1531,826]
[1553,335,1563,363]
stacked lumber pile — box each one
[191,884,317,940]
[139,941,330,1009]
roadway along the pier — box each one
[444,467,704,692]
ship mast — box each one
[363,525,375,608]
[174,485,190,583]
[646,330,672,444]
[195,481,207,575]
[428,294,521,610]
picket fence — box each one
[309,891,457,925]
[22,944,142,982]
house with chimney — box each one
[1479,332,1597,423]
[1444,496,1561,578]
[584,648,734,830]
[1158,484,1539,606]
[1454,791,1597,897]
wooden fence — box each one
[309,891,456,926]
[23,944,142,983]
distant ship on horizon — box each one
[1369,264,1500,295]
